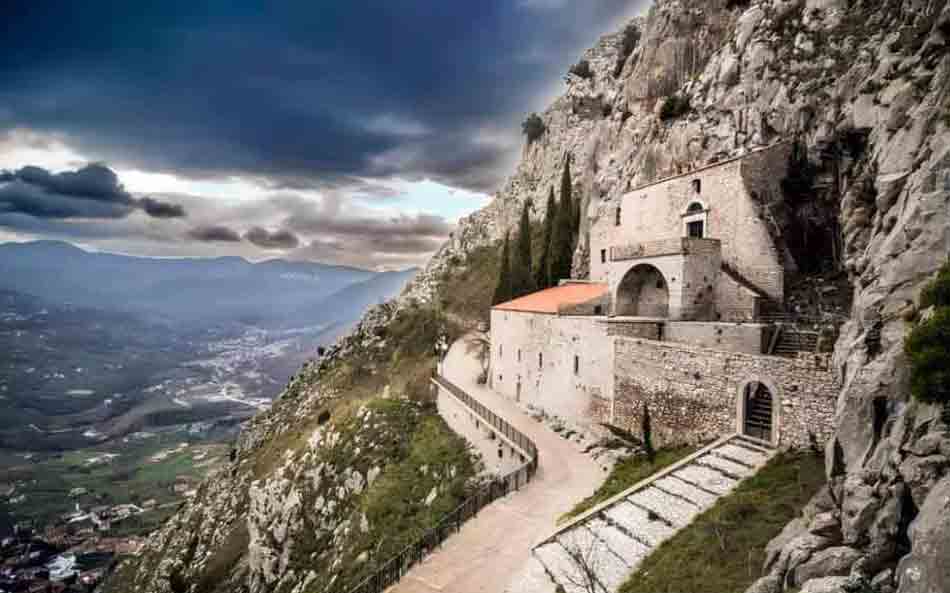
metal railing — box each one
[343,374,539,593]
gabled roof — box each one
[492,282,608,314]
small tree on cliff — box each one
[561,154,580,250]
[642,404,655,463]
[535,187,557,289]
[905,257,950,406]
[492,232,513,306]
[511,200,536,298]
[548,159,576,284]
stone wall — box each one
[612,336,838,449]
[436,385,525,476]
[663,321,768,354]
[489,310,612,425]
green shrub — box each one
[569,59,592,79]
[906,259,950,405]
[920,259,950,308]
[906,307,950,405]
[522,113,546,144]
[659,94,691,121]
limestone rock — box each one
[800,575,850,593]
[895,475,950,593]
[792,546,864,587]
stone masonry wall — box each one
[612,336,838,449]
[663,321,768,354]
[490,310,612,426]
[436,385,525,476]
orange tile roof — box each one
[492,282,608,314]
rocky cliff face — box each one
[110,1,950,592]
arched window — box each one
[682,201,708,239]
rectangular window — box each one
[615,207,622,226]
[600,249,607,263]
[574,355,580,375]
[499,344,503,358]
[538,352,543,369]
[517,349,521,362]
[687,220,704,238]
[692,179,702,194]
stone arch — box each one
[615,264,670,317]
[736,377,781,444]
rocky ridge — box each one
[109,1,950,592]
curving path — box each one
[387,336,603,593]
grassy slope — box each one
[619,452,826,593]
[561,446,697,522]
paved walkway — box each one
[524,435,777,593]
[388,336,603,593]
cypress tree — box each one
[642,404,655,463]
[535,188,557,289]
[492,232,513,305]
[511,199,536,298]
[561,154,578,251]
[549,168,574,284]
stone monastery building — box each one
[490,142,840,448]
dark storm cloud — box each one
[187,225,242,242]
[140,196,186,218]
[0,164,185,219]
[244,227,300,249]
[0,1,638,192]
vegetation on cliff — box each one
[906,258,950,405]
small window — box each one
[594,305,603,315]
[499,344,503,357]
[687,220,704,239]
[656,278,665,290]
[692,179,701,194]
[574,355,580,375]
[498,374,503,382]
[538,352,543,369]
[600,249,607,264]
[615,206,621,226]
[517,349,521,362]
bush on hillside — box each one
[920,259,950,308]
[614,24,641,77]
[569,59,592,79]
[659,94,691,121]
[522,113,546,144]
[906,259,950,405]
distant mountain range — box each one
[0,241,417,328]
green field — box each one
[1,428,229,533]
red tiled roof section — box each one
[492,282,608,314]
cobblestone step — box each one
[627,486,702,528]
[698,453,751,479]
[558,526,630,593]
[535,540,608,593]
[653,475,718,507]
[671,464,738,495]
[531,435,777,593]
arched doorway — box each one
[616,264,669,317]
[742,381,774,441]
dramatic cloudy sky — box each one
[0,1,642,269]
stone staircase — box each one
[771,326,819,357]
[514,434,776,593]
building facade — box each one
[489,143,839,449]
